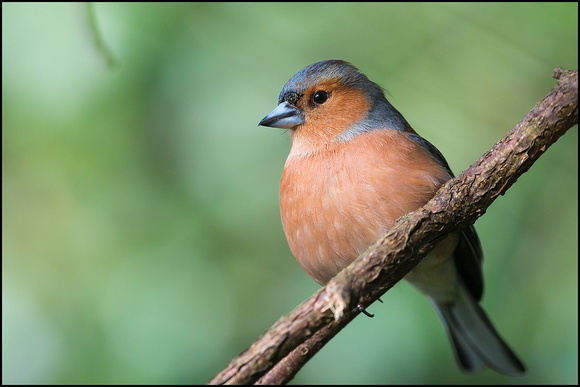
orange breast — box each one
[280,129,452,285]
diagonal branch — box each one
[209,68,578,385]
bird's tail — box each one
[432,282,526,376]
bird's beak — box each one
[258,102,304,129]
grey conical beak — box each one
[258,102,305,129]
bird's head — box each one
[259,60,408,150]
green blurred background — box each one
[2,2,578,385]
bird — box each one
[258,59,526,376]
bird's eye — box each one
[312,90,329,105]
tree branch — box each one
[209,68,578,385]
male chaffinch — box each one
[259,59,525,376]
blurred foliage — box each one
[2,2,577,385]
